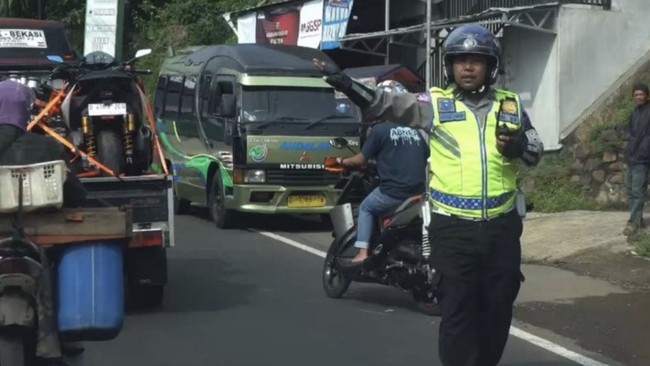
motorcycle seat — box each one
[381,194,422,228]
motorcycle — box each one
[321,137,440,316]
[0,162,63,365]
[46,49,155,177]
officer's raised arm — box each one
[313,59,433,130]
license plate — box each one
[287,194,326,208]
[88,103,127,117]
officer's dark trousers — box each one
[430,209,523,366]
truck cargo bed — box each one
[0,207,132,246]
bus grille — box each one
[266,169,340,186]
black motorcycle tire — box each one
[209,174,237,229]
[0,335,25,366]
[322,240,351,298]
[97,129,125,177]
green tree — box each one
[133,0,258,94]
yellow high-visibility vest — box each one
[428,87,522,219]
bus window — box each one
[200,75,212,117]
[180,76,196,119]
[165,75,183,118]
[154,76,167,115]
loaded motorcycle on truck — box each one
[154,44,362,228]
[0,17,174,309]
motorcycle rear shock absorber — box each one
[420,195,432,260]
[123,114,136,164]
[81,115,96,158]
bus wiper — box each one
[304,114,343,130]
[254,116,308,130]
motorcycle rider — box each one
[336,79,429,263]
[0,79,86,207]
[315,23,543,366]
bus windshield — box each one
[241,85,359,125]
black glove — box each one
[313,58,375,108]
[496,120,525,159]
[314,58,351,91]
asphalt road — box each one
[80,211,598,366]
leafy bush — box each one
[522,152,600,212]
[629,231,650,258]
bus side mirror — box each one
[220,94,236,117]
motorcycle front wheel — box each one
[97,129,125,177]
[322,240,351,298]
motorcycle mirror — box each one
[329,137,349,149]
[134,48,152,59]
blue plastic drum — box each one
[57,241,124,341]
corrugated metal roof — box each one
[341,2,560,41]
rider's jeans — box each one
[355,187,403,249]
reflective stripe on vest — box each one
[428,87,521,219]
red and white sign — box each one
[237,0,324,48]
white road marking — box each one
[257,231,326,258]
[509,327,610,366]
[256,230,612,366]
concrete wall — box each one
[501,28,561,150]
[499,0,650,150]
[558,0,650,139]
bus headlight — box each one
[244,170,266,183]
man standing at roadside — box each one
[624,82,650,236]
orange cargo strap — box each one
[142,90,169,175]
[26,85,67,132]
[35,121,119,178]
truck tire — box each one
[209,174,237,229]
[97,129,125,177]
[128,284,164,309]
[173,188,191,215]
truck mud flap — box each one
[125,246,168,286]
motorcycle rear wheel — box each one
[322,240,351,298]
[97,129,125,177]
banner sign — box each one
[321,0,354,50]
[297,0,324,48]
[256,4,302,45]
[84,0,122,57]
[0,29,47,48]
[237,0,351,50]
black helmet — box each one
[442,24,502,85]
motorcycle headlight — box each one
[244,170,265,183]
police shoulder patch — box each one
[416,92,431,104]
[498,98,520,124]
[437,98,455,113]
[500,99,518,115]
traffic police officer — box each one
[314,23,543,366]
